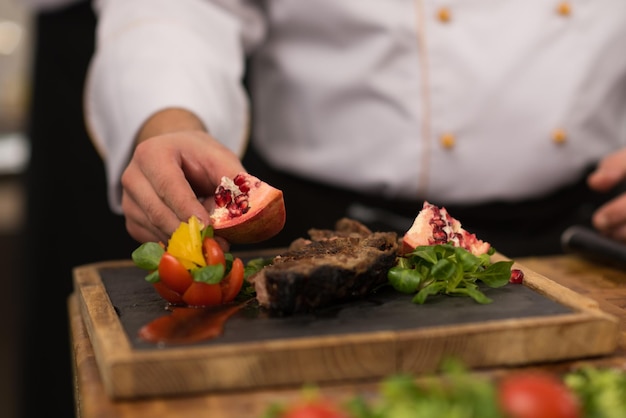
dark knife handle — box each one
[561,225,626,269]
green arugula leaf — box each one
[453,247,484,272]
[450,286,493,304]
[387,266,424,294]
[410,245,441,264]
[430,258,458,282]
[390,244,513,304]
[243,257,273,280]
[473,261,514,288]
[413,281,447,304]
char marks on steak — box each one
[249,218,398,315]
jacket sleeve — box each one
[84,0,266,213]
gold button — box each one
[557,2,571,16]
[440,133,456,149]
[437,7,452,23]
[552,128,567,144]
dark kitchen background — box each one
[0,1,31,417]
[1,1,138,418]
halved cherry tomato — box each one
[182,281,223,307]
[498,371,581,418]
[203,237,226,268]
[152,281,184,305]
[158,252,193,295]
[220,257,245,303]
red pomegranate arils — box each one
[207,172,285,244]
[509,269,524,284]
[402,201,491,256]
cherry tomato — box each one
[220,257,245,303]
[203,237,226,268]
[282,399,350,418]
[498,371,581,418]
[182,281,223,307]
[152,281,184,305]
[158,252,193,295]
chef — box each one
[85,0,626,256]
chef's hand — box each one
[588,148,626,241]
[120,108,246,243]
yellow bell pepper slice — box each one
[166,216,207,270]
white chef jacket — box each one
[85,0,626,214]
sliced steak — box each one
[249,218,399,315]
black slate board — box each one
[100,266,573,350]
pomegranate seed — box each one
[213,174,255,218]
[234,194,248,206]
[227,202,242,217]
[233,174,250,192]
[509,269,524,284]
[233,174,247,185]
[430,218,446,227]
[214,187,233,208]
[432,228,447,243]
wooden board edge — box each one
[73,259,135,271]
[91,310,620,400]
[105,331,399,399]
[73,264,136,398]
[501,255,621,346]
[492,253,607,313]
[395,311,620,373]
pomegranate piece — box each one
[401,201,491,256]
[509,268,524,284]
[207,173,286,244]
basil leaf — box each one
[192,264,225,284]
[144,270,160,284]
[131,242,164,270]
[201,225,214,239]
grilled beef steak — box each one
[249,218,399,315]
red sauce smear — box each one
[138,301,249,345]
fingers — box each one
[123,196,169,243]
[178,138,246,199]
[120,130,245,243]
[122,138,210,241]
[121,170,177,243]
[592,193,626,241]
[588,149,626,192]
[588,149,626,242]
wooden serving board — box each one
[73,253,620,400]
